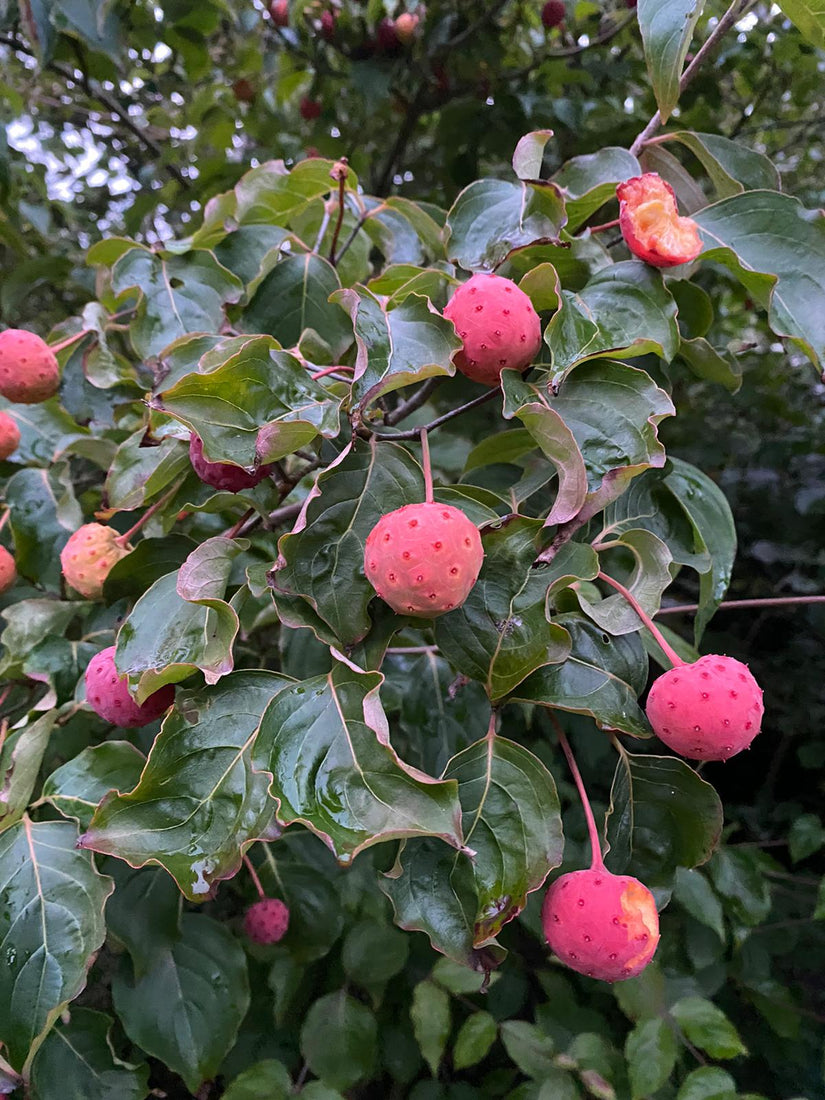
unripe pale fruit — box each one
[85,646,175,728]
[189,434,273,492]
[364,502,483,618]
[269,0,288,25]
[394,12,419,42]
[244,897,290,944]
[0,546,17,595]
[300,96,322,121]
[0,412,21,460]
[617,173,702,268]
[0,329,60,404]
[542,0,565,29]
[443,273,542,387]
[542,868,660,982]
[646,653,764,761]
[60,523,132,600]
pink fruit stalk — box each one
[0,329,60,404]
[60,523,132,599]
[617,173,702,268]
[85,646,175,728]
[541,0,565,29]
[646,653,764,761]
[189,434,273,492]
[443,273,542,387]
[541,721,660,982]
[0,546,16,594]
[244,898,290,944]
[0,412,21,460]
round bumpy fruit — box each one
[617,173,702,268]
[364,502,483,618]
[60,523,131,600]
[189,434,273,492]
[299,96,322,121]
[244,898,290,944]
[0,329,60,404]
[443,273,542,387]
[542,868,660,982]
[269,0,288,25]
[0,412,21,460]
[646,653,764,761]
[85,646,175,728]
[542,0,565,28]
[394,12,420,42]
[0,546,17,595]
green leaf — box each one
[624,1016,678,1099]
[673,867,725,941]
[42,741,144,830]
[605,751,724,890]
[300,991,378,1091]
[670,997,748,1059]
[29,1008,149,1100]
[637,0,706,123]
[272,441,424,646]
[814,876,825,920]
[707,847,772,926]
[435,516,572,700]
[0,713,55,833]
[577,530,673,636]
[253,655,464,860]
[512,613,651,738]
[411,980,451,1076]
[500,374,588,526]
[693,191,825,370]
[445,179,566,271]
[774,1,825,48]
[499,1020,556,1078]
[116,539,244,699]
[80,672,289,900]
[222,1060,292,1100]
[552,148,641,231]
[675,1066,737,1100]
[104,863,181,978]
[102,535,198,605]
[6,465,81,588]
[664,457,736,641]
[335,287,460,411]
[545,262,680,379]
[239,252,353,359]
[662,132,780,197]
[453,1011,497,1070]
[104,432,190,511]
[512,130,555,180]
[678,336,742,393]
[342,919,410,986]
[789,813,825,862]
[444,735,564,942]
[110,246,243,359]
[0,819,113,1074]
[112,913,250,1094]
[0,398,89,467]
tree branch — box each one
[384,378,442,427]
[366,388,498,441]
[656,595,825,616]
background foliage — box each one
[1,2,824,1099]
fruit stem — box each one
[550,714,605,872]
[419,428,434,503]
[114,482,182,548]
[309,364,355,381]
[242,851,267,900]
[0,508,9,535]
[224,507,255,540]
[587,218,620,235]
[597,570,685,668]
[48,329,91,354]
[328,157,349,266]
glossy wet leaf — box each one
[29,1008,149,1100]
[670,997,747,1059]
[638,0,705,122]
[42,742,145,830]
[253,657,463,860]
[512,613,651,738]
[6,465,81,588]
[552,148,640,231]
[104,431,190,511]
[661,132,779,196]
[577,530,673,636]
[0,819,113,1073]
[772,1,825,48]
[435,516,571,700]
[625,1015,678,1099]
[0,713,55,834]
[104,863,182,978]
[80,672,290,900]
[112,913,249,1094]
[605,751,724,891]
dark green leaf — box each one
[453,1011,497,1070]
[6,465,81,588]
[637,0,705,122]
[663,132,780,196]
[678,337,742,394]
[104,863,182,978]
[411,980,451,1076]
[552,148,641,231]
[222,1060,292,1100]
[42,741,144,830]
[300,991,377,1091]
[102,535,198,605]
[104,431,190,511]
[0,713,55,833]
[788,812,825,862]
[342,919,410,986]
[670,997,747,1059]
[499,1020,556,1078]
[576,529,673,636]
[29,1008,149,1100]
[445,179,566,271]
[624,1016,678,1099]
[673,867,725,941]
[675,1066,737,1100]
[707,847,772,926]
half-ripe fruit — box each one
[364,502,483,618]
[646,653,764,761]
[0,329,60,404]
[0,546,17,595]
[60,523,131,600]
[542,868,660,982]
[0,412,21,460]
[443,273,542,387]
[84,645,175,728]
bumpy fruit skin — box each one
[364,502,483,618]
[394,12,419,42]
[542,869,660,982]
[300,96,322,121]
[269,0,288,25]
[189,434,273,492]
[443,273,542,387]
[0,546,17,595]
[617,173,702,268]
[542,0,565,28]
[244,898,290,944]
[646,653,764,761]
[0,412,21,460]
[0,329,60,405]
[60,523,131,600]
[85,646,175,728]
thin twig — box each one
[656,595,825,616]
[328,158,349,266]
[629,0,758,156]
[384,378,442,427]
[224,508,255,540]
[368,388,498,441]
[267,501,303,528]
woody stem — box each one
[597,571,685,668]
